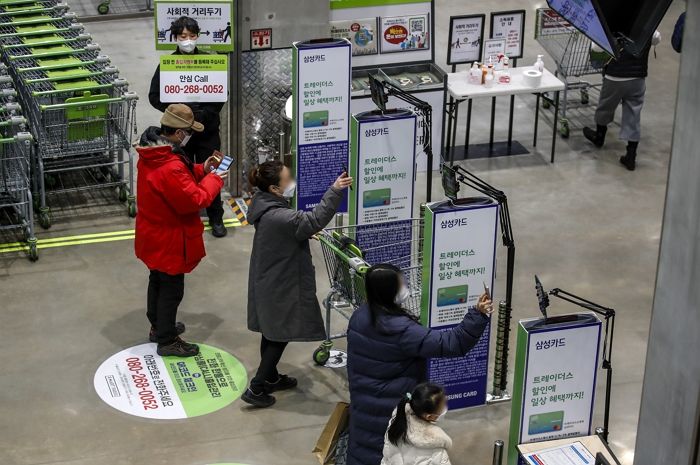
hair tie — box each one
[405,392,412,401]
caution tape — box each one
[0,218,241,254]
[229,197,251,226]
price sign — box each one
[159,54,228,102]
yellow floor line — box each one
[0,219,241,254]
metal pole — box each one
[492,440,505,465]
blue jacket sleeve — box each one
[672,13,685,53]
[399,307,489,358]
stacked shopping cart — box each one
[0,0,137,246]
[0,70,35,259]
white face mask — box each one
[282,180,296,198]
[177,39,197,53]
[180,132,192,147]
[395,285,410,305]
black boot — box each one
[620,141,638,171]
[211,221,227,238]
[583,124,607,148]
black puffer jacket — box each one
[605,45,652,79]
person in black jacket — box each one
[346,264,492,465]
[583,32,660,171]
[149,16,228,237]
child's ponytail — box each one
[387,393,411,446]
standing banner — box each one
[154,0,234,52]
[447,14,485,65]
[159,54,228,102]
[349,109,416,264]
[507,314,602,465]
[490,10,526,59]
[420,200,498,409]
[293,39,351,212]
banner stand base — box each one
[487,392,512,404]
[450,141,530,160]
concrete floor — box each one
[0,1,686,464]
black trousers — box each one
[146,270,185,344]
[186,134,224,224]
[250,335,288,393]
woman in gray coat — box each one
[242,160,353,408]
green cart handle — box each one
[0,2,69,17]
[30,77,128,96]
[8,42,100,61]
[39,92,138,110]
[25,66,118,84]
[0,32,91,50]
[316,234,370,274]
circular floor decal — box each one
[94,343,247,419]
[324,349,347,369]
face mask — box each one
[282,180,296,198]
[395,285,410,305]
[180,132,192,147]
[177,39,197,53]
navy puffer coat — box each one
[346,304,489,465]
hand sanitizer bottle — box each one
[534,54,544,72]
[469,62,481,84]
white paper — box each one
[523,442,595,465]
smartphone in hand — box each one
[216,155,234,174]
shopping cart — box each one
[0,8,75,28]
[0,131,36,260]
[7,53,110,75]
[15,62,118,85]
[0,0,70,17]
[312,219,424,365]
[534,8,608,138]
[22,84,138,227]
[0,28,90,52]
[0,14,79,40]
[4,41,100,62]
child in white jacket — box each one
[381,383,452,465]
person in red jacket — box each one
[135,104,228,357]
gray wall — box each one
[634,1,700,464]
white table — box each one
[444,66,566,163]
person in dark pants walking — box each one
[149,16,228,237]
[583,31,660,171]
[135,104,228,357]
[242,161,353,408]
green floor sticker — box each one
[94,343,247,419]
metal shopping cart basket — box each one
[0,14,79,40]
[0,131,36,260]
[26,89,137,227]
[0,7,71,28]
[0,1,68,19]
[534,8,609,138]
[6,53,110,75]
[4,41,100,62]
[312,219,424,365]
[0,27,91,53]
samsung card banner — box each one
[293,39,351,212]
[507,314,602,465]
[349,110,416,264]
[421,201,498,409]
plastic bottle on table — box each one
[534,54,545,72]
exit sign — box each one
[251,28,272,50]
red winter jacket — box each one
[134,135,223,275]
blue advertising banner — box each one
[293,39,352,211]
[420,200,499,409]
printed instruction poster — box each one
[491,11,525,58]
[520,321,601,444]
[94,343,247,419]
[449,15,484,64]
[330,18,378,56]
[380,14,430,53]
[155,0,233,51]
